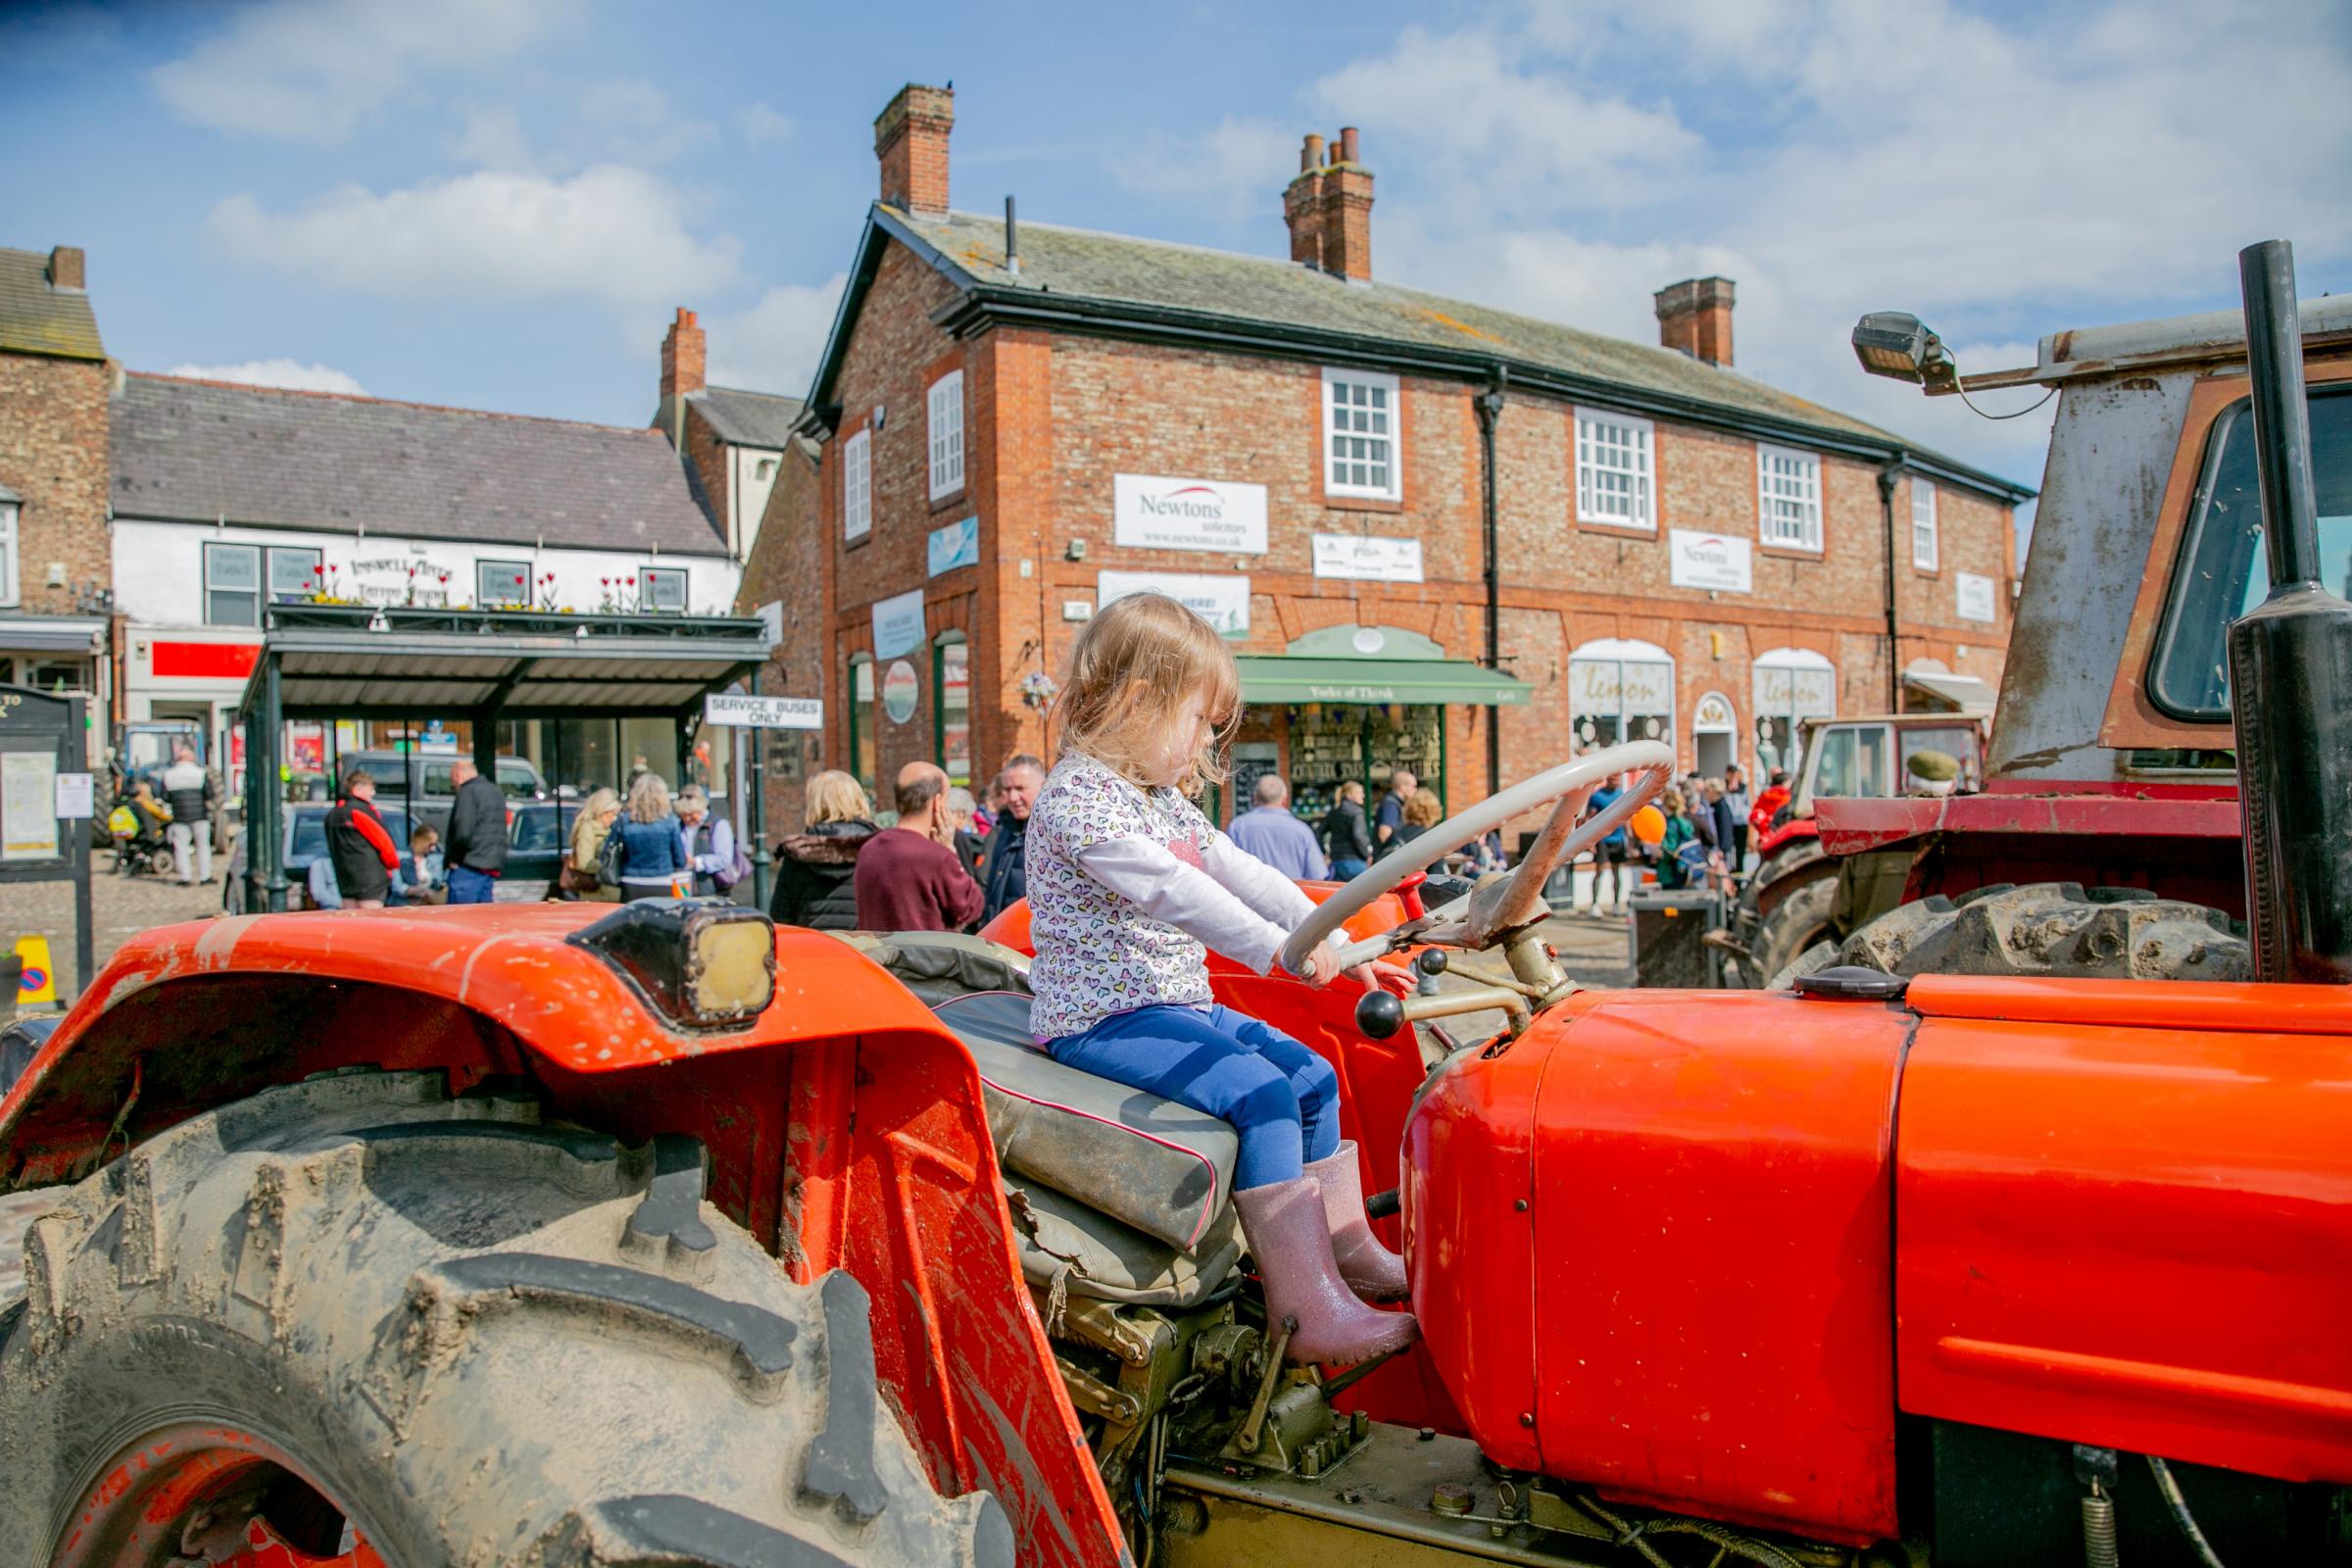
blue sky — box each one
[5,0,2349,531]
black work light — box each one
[571,901,778,1030]
[1851,312,1958,391]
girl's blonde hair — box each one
[1404,789,1446,828]
[1057,593,1240,792]
[626,771,672,824]
[803,769,872,827]
[1661,787,1686,814]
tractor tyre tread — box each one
[1767,880,2248,988]
[0,1068,1010,1568]
[1749,876,1838,990]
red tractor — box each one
[0,245,2345,1568]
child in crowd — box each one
[1027,593,1416,1366]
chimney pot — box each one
[1302,133,1325,171]
[874,83,956,216]
[1655,275,1737,368]
[46,246,85,291]
[1337,126,1361,165]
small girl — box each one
[1028,594,1416,1366]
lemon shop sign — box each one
[1113,475,1268,555]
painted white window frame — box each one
[1756,443,1823,552]
[203,540,263,627]
[927,371,965,501]
[1911,477,1938,569]
[843,428,872,542]
[643,566,688,612]
[0,501,22,609]
[477,558,532,608]
[1322,368,1402,501]
[1575,407,1656,530]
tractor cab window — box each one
[1812,724,1894,800]
[2150,385,2352,719]
[1900,725,1982,792]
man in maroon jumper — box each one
[856,761,984,932]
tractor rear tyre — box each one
[1746,875,1838,990]
[0,1068,1012,1568]
[1768,881,2250,990]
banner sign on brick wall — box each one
[1099,570,1250,637]
[927,515,979,577]
[870,587,926,660]
[1312,533,1424,583]
[1113,474,1268,555]
[1669,530,1753,593]
[1955,570,1998,623]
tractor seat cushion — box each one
[932,990,1239,1253]
[1006,1180,1242,1311]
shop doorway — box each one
[1692,690,1738,777]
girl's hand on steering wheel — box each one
[1297,944,1348,987]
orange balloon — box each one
[1629,805,1667,847]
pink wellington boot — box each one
[1233,1175,1419,1366]
[1304,1143,1409,1302]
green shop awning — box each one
[1235,656,1533,707]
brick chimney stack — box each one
[659,307,706,446]
[46,246,84,291]
[1284,129,1374,281]
[875,83,955,217]
[1655,276,1736,368]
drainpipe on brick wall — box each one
[1878,459,1904,711]
[1475,369,1508,792]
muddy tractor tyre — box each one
[1747,875,1838,990]
[1768,881,2251,990]
[0,1068,1012,1568]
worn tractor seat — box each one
[931,990,1240,1256]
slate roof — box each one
[113,374,727,556]
[688,386,804,449]
[814,207,2031,502]
[0,247,104,361]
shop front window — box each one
[1753,649,1837,781]
[934,634,971,786]
[1569,641,1675,756]
[1283,704,1446,826]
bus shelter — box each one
[235,605,774,913]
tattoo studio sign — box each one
[1113,474,1268,555]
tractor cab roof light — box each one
[568,901,777,1031]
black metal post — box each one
[1474,369,1507,794]
[2226,237,2352,982]
[1878,463,1904,711]
[69,695,92,997]
[261,656,287,912]
[749,667,772,911]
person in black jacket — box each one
[977,755,1043,923]
[771,770,877,931]
[444,758,509,905]
[325,769,401,909]
[1319,781,1373,878]
[160,743,216,886]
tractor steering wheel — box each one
[1278,741,1676,977]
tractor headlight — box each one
[1851,311,1957,391]
[570,901,777,1030]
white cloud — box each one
[733,103,794,147]
[705,274,849,398]
[578,78,716,166]
[151,0,573,140]
[1119,118,1298,216]
[166,359,368,395]
[209,166,741,311]
[451,106,536,172]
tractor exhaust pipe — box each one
[2227,238,2352,982]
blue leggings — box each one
[1048,1004,1341,1190]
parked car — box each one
[503,800,583,899]
[331,750,545,836]
[224,803,418,913]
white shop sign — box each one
[1098,570,1250,637]
[1668,530,1752,594]
[870,587,926,660]
[1572,659,1675,710]
[705,693,822,729]
[1956,570,1998,623]
[1756,664,1837,713]
[1312,534,1424,583]
[1113,474,1268,555]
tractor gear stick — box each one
[1233,1175,1419,1366]
[1304,1142,1408,1302]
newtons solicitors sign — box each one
[1113,475,1269,555]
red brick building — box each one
[751,85,2030,829]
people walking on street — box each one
[1752,768,1792,837]
[609,773,690,901]
[770,771,877,929]
[1373,768,1417,848]
[675,786,742,899]
[1319,781,1372,879]
[1655,788,1700,890]
[1701,779,1739,897]
[406,823,447,905]
[946,786,985,880]
[113,780,172,874]
[1374,789,1444,862]
[1229,775,1328,880]
[325,768,400,909]
[564,787,623,903]
[161,743,216,886]
[1723,764,1752,872]
[443,758,509,906]
[1581,773,1630,914]
[978,754,1043,923]
[855,762,983,932]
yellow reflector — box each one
[692,916,776,1018]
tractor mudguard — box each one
[1896,975,2352,1488]
[0,906,1129,1568]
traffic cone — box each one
[14,935,56,1009]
